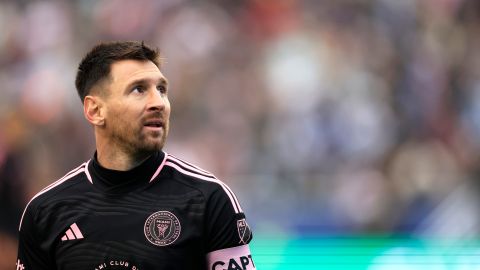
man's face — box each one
[100,59,170,156]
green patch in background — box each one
[250,234,480,269]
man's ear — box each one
[84,95,105,126]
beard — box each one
[107,115,169,158]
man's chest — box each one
[42,191,206,270]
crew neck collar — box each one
[88,151,165,193]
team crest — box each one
[237,218,252,244]
[144,211,181,246]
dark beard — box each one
[109,121,168,159]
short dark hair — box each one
[75,41,162,103]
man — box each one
[16,41,255,270]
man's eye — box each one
[157,85,167,93]
[132,86,144,93]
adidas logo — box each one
[61,223,84,241]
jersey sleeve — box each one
[205,186,256,270]
[16,204,52,270]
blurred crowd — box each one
[1,0,480,267]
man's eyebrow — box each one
[126,77,169,88]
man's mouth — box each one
[143,120,164,128]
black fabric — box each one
[16,151,253,270]
[90,151,163,194]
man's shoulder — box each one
[19,161,90,231]
[163,153,224,191]
[27,161,90,208]
[163,153,244,214]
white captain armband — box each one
[206,244,256,270]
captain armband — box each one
[206,244,256,270]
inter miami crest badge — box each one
[144,211,181,246]
[237,218,252,244]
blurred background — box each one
[1,0,480,269]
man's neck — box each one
[95,142,152,171]
[96,151,151,171]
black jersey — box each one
[16,151,255,270]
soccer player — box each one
[16,41,255,270]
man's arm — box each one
[205,187,256,270]
[16,204,51,270]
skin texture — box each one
[83,59,170,171]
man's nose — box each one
[147,88,165,111]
